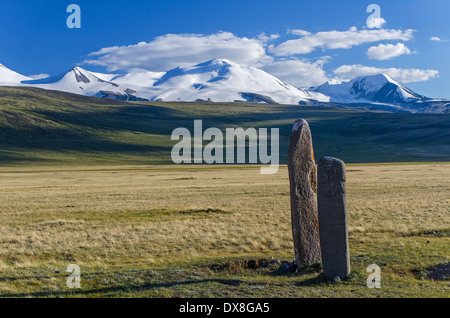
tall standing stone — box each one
[288,119,321,270]
[317,157,350,280]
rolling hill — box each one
[0,86,449,166]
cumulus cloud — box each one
[83,31,334,87]
[27,73,50,79]
[262,58,330,88]
[333,64,439,83]
[430,36,449,42]
[84,32,272,71]
[366,43,412,60]
[257,33,280,43]
[81,29,440,88]
[287,29,311,36]
[269,27,414,56]
[366,17,387,29]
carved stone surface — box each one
[317,157,350,280]
[288,119,321,269]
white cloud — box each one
[430,36,449,42]
[269,27,414,56]
[257,33,280,43]
[83,31,333,88]
[366,17,387,29]
[27,73,50,79]
[333,64,439,83]
[84,32,272,71]
[81,29,441,88]
[262,58,330,88]
[366,43,412,60]
[288,29,311,36]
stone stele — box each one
[317,157,350,280]
[288,119,322,270]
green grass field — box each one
[0,87,448,298]
[0,86,449,166]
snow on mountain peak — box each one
[352,73,399,90]
[325,78,343,85]
[142,58,329,104]
[314,73,426,104]
[0,63,31,84]
[20,66,128,97]
[197,58,233,66]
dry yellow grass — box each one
[0,163,448,297]
[0,163,448,270]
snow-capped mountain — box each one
[313,74,449,113]
[314,74,425,104]
[0,60,448,113]
[104,59,329,104]
[0,59,329,105]
[0,63,31,85]
[21,67,147,101]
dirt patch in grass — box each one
[426,263,450,281]
[209,258,322,276]
[210,259,281,272]
[412,263,450,281]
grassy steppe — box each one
[0,87,448,297]
[0,164,448,297]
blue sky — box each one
[1,0,449,98]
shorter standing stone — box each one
[317,157,350,280]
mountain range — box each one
[1,59,449,114]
